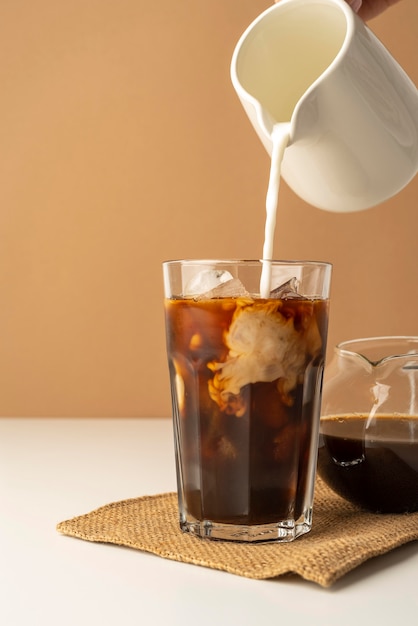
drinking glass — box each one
[163,259,331,542]
[318,336,418,513]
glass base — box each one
[179,512,312,543]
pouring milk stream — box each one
[231,0,418,295]
[260,123,290,297]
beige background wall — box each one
[0,0,417,417]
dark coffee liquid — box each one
[318,414,418,513]
[165,296,329,525]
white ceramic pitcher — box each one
[231,0,418,212]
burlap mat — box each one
[56,477,418,587]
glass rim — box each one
[162,258,332,268]
[337,336,418,350]
[336,336,418,367]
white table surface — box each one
[1,417,417,626]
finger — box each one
[357,0,402,21]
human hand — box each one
[274,0,402,21]
[346,0,402,21]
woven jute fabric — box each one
[56,478,418,587]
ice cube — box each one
[184,269,234,297]
[184,269,249,299]
[270,277,301,299]
[200,278,249,299]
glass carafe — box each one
[317,337,418,513]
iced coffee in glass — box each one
[163,260,331,542]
